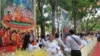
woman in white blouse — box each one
[22,34,39,51]
[46,34,63,56]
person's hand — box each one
[51,49,57,54]
[64,48,71,54]
[79,45,83,49]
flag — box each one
[60,8,69,35]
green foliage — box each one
[58,0,72,11]
[36,0,99,33]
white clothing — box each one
[46,40,63,56]
[26,43,40,51]
[81,39,88,46]
[56,38,66,48]
[65,35,82,53]
[46,40,60,50]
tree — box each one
[49,0,57,35]
[37,0,45,36]
[36,0,98,36]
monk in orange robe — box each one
[2,32,10,46]
[0,27,5,37]
[3,11,12,21]
[11,30,22,46]
[13,12,23,22]
[2,27,11,46]
[21,17,32,24]
[11,31,17,45]
[0,27,5,46]
[16,32,22,47]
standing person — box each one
[65,30,82,56]
[55,33,66,55]
[46,34,63,56]
[45,34,49,41]
[30,30,34,40]
[22,34,39,51]
[55,33,66,48]
[36,35,47,48]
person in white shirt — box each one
[55,33,66,48]
[66,30,82,56]
[46,34,63,56]
[22,34,39,51]
[37,35,47,48]
[55,33,67,55]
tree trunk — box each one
[40,22,45,37]
[37,0,45,36]
[37,26,39,38]
[51,10,56,35]
[86,19,89,33]
[50,0,57,35]
[72,0,77,33]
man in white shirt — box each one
[65,30,82,56]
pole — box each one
[86,19,89,33]
[0,0,1,25]
[72,0,77,34]
[57,0,60,34]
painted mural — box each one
[1,0,35,30]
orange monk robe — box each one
[13,12,23,22]
[11,33,22,45]
[16,34,22,46]
[0,29,5,37]
[0,29,5,45]
[11,33,17,45]
[13,11,32,24]
[6,32,11,45]
[2,36,6,46]
[3,14,12,21]
[21,17,32,23]
[2,32,10,46]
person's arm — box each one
[65,36,71,53]
[41,39,47,47]
[57,39,66,48]
[77,36,83,49]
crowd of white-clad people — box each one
[21,29,98,56]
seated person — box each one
[11,30,22,47]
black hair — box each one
[6,27,11,31]
[11,30,17,34]
[80,33,84,38]
[22,34,31,50]
[7,11,11,14]
[55,33,59,38]
[41,35,45,39]
[47,34,49,37]
[69,29,75,34]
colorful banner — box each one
[1,0,36,31]
[60,8,69,35]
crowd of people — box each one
[96,31,100,41]
[0,26,34,47]
[0,26,99,56]
[21,30,97,56]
